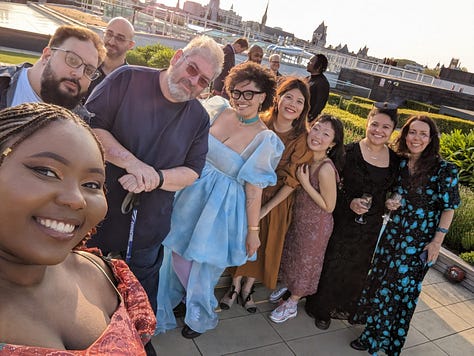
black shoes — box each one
[350,338,368,351]
[173,302,187,318]
[314,318,331,330]
[181,324,201,339]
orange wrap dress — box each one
[233,127,312,289]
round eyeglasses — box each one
[230,89,264,100]
[50,47,100,81]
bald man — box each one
[85,17,135,99]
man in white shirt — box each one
[0,25,105,120]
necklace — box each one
[364,140,384,160]
[238,114,259,125]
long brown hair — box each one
[262,76,310,140]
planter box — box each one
[434,247,474,292]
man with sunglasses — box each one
[85,36,223,335]
[0,25,105,120]
[85,17,135,100]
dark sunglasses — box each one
[182,55,211,87]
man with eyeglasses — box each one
[85,17,135,100]
[0,25,105,120]
[268,53,282,77]
[85,36,224,335]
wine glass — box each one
[355,193,373,224]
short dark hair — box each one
[310,114,345,172]
[314,54,328,73]
[48,25,106,65]
[368,103,399,128]
[224,61,276,112]
[233,38,249,50]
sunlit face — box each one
[167,51,215,102]
[248,48,263,64]
[230,80,266,119]
[104,19,135,59]
[277,88,305,122]
[306,56,317,72]
[405,120,431,157]
[269,57,280,72]
[365,113,395,146]
[307,120,335,153]
[0,121,107,266]
[41,38,99,108]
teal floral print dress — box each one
[351,159,460,356]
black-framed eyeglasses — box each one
[182,55,211,88]
[230,89,264,100]
[50,47,100,81]
[104,30,133,44]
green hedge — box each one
[459,251,474,265]
[351,96,375,105]
[444,185,474,253]
[440,129,474,189]
[339,101,474,134]
[126,44,175,68]
[403,100,439,113]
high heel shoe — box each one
[220,285,239,310]
[240,287,257,313]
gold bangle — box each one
[247,226,260,231]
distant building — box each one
[311,21,327,47]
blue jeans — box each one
[127,243,164,314]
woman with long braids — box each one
[0,103,155,354]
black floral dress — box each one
[351,159,460,356]
[305,142,399,321]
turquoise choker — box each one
[238,114,259,125]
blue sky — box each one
[160,0,474,71]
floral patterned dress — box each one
[0,250,156,355]
[351,159,460,356]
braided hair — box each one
[0,102,105,167]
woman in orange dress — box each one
[221,77,313,312]
[0,103,155,355]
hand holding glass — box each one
[355,194,373,224]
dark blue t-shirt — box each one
[86,65,209,251]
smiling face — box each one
[104,18,135,59]
[405,120,431,158]
[229,80,266,119]
[307,120,335,153]
[365,113,395,146]
[277,88,305,123]
[40,37,99,109]
[0,120,107,266]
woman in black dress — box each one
[304,102,399,329]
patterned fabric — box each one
[280,160,339,296]
[304,142,399,321]
[232,126,313,289]
[0,250,156,355]
[352,159,460,356]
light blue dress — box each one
[156,99,284,334]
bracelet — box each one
[157,169,164,189]
[247,226,260,231]
[436,226,449,234]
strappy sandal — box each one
[219,285,239,310]
[240,287,257,313]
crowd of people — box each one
[0,22,460,356]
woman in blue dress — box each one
[350,116,461,355]
[156,62,284,339]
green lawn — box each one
[0,50,40,65]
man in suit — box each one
[212,37,248,98]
